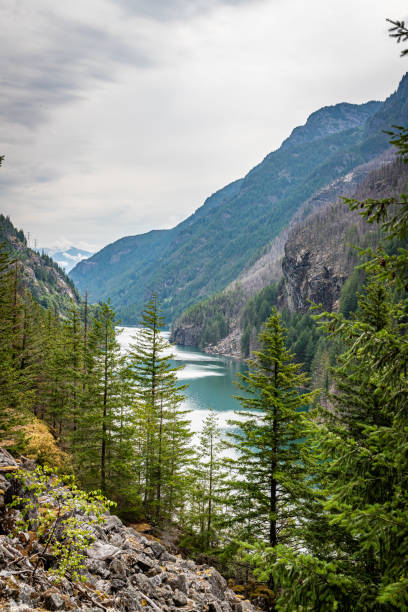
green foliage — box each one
[127,294,193,526]
[226,310,316,555]
[387,19,408,57]
[183,409,227,552]
[261,127,408,610]
[174,286,243,348]
[9,465,115,583]
[0,214,80,316]
[338,266,364,317]
[240,284,279,357]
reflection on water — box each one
[118,326,247,434]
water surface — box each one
[118,327,247,433]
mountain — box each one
[0,214,80,313]
[41,246,93,272]
[70,73,408,324]
[279,155,408,314]
[171,153,408,358]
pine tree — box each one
[0,247,28,449]
[226,309,316,585]
[75,301,136,510]
[127,294,191,526]
[187,409,226,551]
[267,130,408,610]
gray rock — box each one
[110,557,127,578]
[130,572,153,597]
[104,514,123,533]
[109,533,124,548]
[94,578,112,594]
[17,583,35,605]
[149,540,165,558]
[167,572,188,595]
[149,574,163,587]
[173,589,188,607]
[125,527,142,539]
[116,587,142,612]
[71,609,103,611]
[0,447,18,469]
[111,578,127,592]
[232,601,253,612]
[87,541,121,561]
[135,552,155,572]
[185,559,196,570]
[43,591,65,610]
[206,570,227,600]
[208,603,223,612]
[161,551,177,562]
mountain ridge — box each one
[0,214,80,314]
[70,73,408,324]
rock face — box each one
[279,156,408,313]
[170,323,203,347]
[0,448,255,612]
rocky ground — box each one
[0,448,255,612]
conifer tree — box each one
[75,301,136,509]
[187,409,226,551]
[0,247,28,449]
[127,294,191,526]
[266,131,408,610]
[226,309,315,576]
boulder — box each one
[87,541,121,561]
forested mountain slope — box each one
[0,214,80,313]
[170,148,394,352]
[172,154,408,359]
[71,73,408,324]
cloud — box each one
[115,0,258,21]
[1,0,407,253]
[0,2,152,130]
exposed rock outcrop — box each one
[0,448,255,612]
[279,156,408,313]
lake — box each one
[118,327,247,435]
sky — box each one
[1,0,407,253]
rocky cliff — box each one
[279,155,408,313]
[0,448,255,612]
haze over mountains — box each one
[41,246,94,272]
[70,73,408,324]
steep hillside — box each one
[172,154,408,358]
[0,448,255,612]
[170,148,395,353]
[279,156,408,313]
[71,76,408,323]
[0,214,80,313]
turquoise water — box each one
[118,327,247,433]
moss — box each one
[21,417,72,472]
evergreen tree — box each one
[266,130,408,610]
[187,409,226,551]
[226,309,315,584]
[75,301,136,510]
[0,247,28,450]
[127,294,191,526]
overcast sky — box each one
[1,0,407,252]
